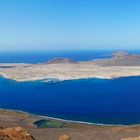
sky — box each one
[0,0,140,51]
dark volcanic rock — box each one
[0,126,35,140]
[47,58,77,64]
[95,51,140,66]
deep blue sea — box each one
[0,50,114,63]
[0,50,140,125]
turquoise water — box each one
[0,76,140,125]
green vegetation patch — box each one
[34,119,64,128]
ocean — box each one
[0,50,114,63]
[0,50,140,125]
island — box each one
[0,52,140,82]
[1,52,140,140]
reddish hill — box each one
[0,126,35,140]
[95,51,140,66]
[46,58,77,64]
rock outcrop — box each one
[0,126,35,140]
[58,134,71,140]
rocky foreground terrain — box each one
[0,126,35,140]
[0,110,140,140]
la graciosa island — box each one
[0,51,140,125]
[1,51,140,82]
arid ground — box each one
[0,110,140,140]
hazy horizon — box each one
[0,48,140,52]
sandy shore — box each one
[0,109,140,140]
[0,62,140,82]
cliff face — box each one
[0,126,35,140]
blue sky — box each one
[0,0,140,51]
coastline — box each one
[0,72,140,83]
[0,108,140,127]
[1,75,140,126]
[0,108,115,126]
[1,67,140,82]
[1,108,140,140]
[0,73,114,82]
[1,61,140,82]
